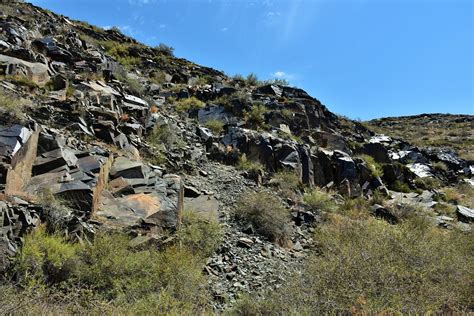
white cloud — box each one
[221,27,228,32]
[159,24,167,28]
[271,71,295,81]
[118,25,137,36]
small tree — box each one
[155,43,174,56]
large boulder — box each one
[0,54,50,86]
[97,157,183,230]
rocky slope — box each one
[366,114,474,161]
[0,1,473,312]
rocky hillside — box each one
[0,1,472,314]
[366,114,474,161]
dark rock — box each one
[457,205,474,223]
[371,204,398,224]
[362,142,391,163]
[184,184,201,198]
[237,237,254,248]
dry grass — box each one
[234,191,290,244]
[366,114,474,161]
[232,215,473,314]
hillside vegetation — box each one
[0,1,472,314]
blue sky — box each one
[30,0,473,119]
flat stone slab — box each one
[457,205,474,223]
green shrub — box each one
[150,70,168,84]
[433,202,457,217]
[442,187,462,204]
[358,154,384,178]
[175,97,205,112]
[414,177,442,190]
[4,74,39,89]
[390,180,412,193]
[205,118,224,134]
[271,170,300,191]
[245,73,260,86]
[0,90,28,120]
[237,153,264,173]
[455,182,474,208]
[304,189,336,212]
[233,216,473,314]
[97,41,143,69]
[15,226,80,286]
[178,210,223,257]
[233,191,290,243]
[433,161,449,172]
[148,124,176,147]
[270,170,301,200]
[244,103,268,128]
[8,229,212,314]
[338,196,371,219]
[114,72,144,95]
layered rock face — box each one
[0,1,472,273]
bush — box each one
[433,161,449,172]
[304,189,336,212]
[114,72,144,95]
[233,191,290,243]
[455,182,474,208]
[442,187,462,204]
[244,103,268,128]
[414,177,442,190]
[178,210,223,257]
[338,196,371,219]
[15,226,80,286]
[98,41,143,69]
[271,170,300,191]
[233,216,473,314]
[154,43,175,56]
[245,73,260,86]
[358,154,384,178]
[390,180,412,193]
[148,123,176,147]
[205,118,224,134]
[175,97,205,112]
[7,229,212,314]
[237,153,264,173]
[0,90,28,120]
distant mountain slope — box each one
[366,114,474,161]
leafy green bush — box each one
[148,124,176,147]
[271,170,300,191]
[358,154,384,178]
[98,41,143,68]
[205,118,225,134]
[175,97,205,112]
[234,191,290,243]
[245,73,260,86]
[414,177,442,190]
[390,180,412,193]
[114,72,144,95]
[244,103,268,128]
[15,226,79,286]
[304,189,336,212]
[8,228,212,314]
[237,154,264,173]
[178,210,223,257]
[233,216,473,314]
